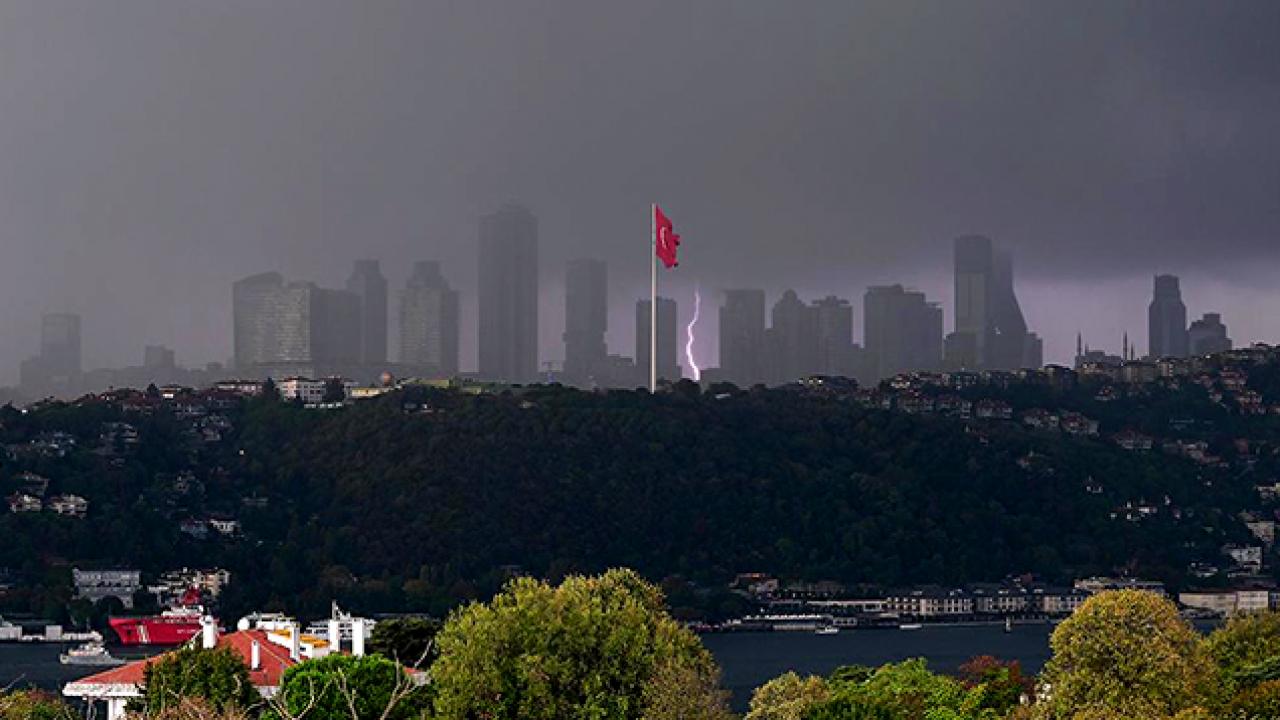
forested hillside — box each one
[2,365,1276,622]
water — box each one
[0,643,167,695]
[2,625,1053,711]
[704,623,1055,710]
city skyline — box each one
[6,239,1262,395]
[0,2,1276,384]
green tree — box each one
[367,616,440,668]
[1204,610,1280,695]
[745,671,829,720]
[269,653,430,720]
[807,659,968,720]
[134,646,260,715]
[0,690,78,720]
[1224,679,1280,719]
[1036,590,1216,719]
[641,658,735,720]
[429,569,725,720]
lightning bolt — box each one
[685,285,702,382]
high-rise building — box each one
[399,261,460,376]
[232,272,360,374]
[767,290,820,384]
[478,204,539,383]
[718,289,767,387]
[811,295,871,382]
[636,297,679,384]
[563,259,608,384]
[21,313,84,397]
[40,313,82,377]
[1189,313,1232,356]
[1148,275,1189,359]
[864,285,942,379]
[346,260,388,367]
[947,235,1038,370]
[143,345,176,370]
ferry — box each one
[59,642,125,666]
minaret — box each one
[1123,333,1129,362]
[1076,332,1083,361]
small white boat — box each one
[898,623,923,631]
[60,642,125,666]
[815,626,839,635]
[1004,618,1013,633]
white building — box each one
[276,377,357,405]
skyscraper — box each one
[1148,275,1189,359]
[767,290,820,384]
[478,204,539,383]
[718,289,767,386]
[563,259,608,384]
[346,260,388,367]
[636,297,679,384]
[399,261,459,376]
[947,235,1038,370]
[811,295,869,381]
[232,272,360,374]
[1189,313,1232,356]
[40,313,82,377]
[19,313,83,397]
[864,285,942,379]
[233,272,288,369]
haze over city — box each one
[0,1,1276,385]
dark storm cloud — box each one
[0,0,1275,377]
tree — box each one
[322,378,347,404]
[367,616,440,668]
[959,655,1032,716]
[269,653,430,720]
[429,569,726,720]
[0,690,78,720]
[642,658,735,720]
[134,646,261,716]
[745,671,830,720]
[807,659,968,720]
[1036,590,1215,718]
[126,696,249,720]
[1204,610,1280,695]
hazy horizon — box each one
[1,1,1276,383]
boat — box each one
[815,626,840,635]
[1004,618,1013,633]
[898,623,923,631]
[109,607,207,646]
[59,642,125,666]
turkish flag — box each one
[654,205,680,268]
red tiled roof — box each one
[68,630,299,691]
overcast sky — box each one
[0,0,1276,381]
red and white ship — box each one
[108,588,211,646]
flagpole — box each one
[650,202,657,393]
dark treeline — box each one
[0,370,1272,622]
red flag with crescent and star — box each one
[654,205,680,268]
